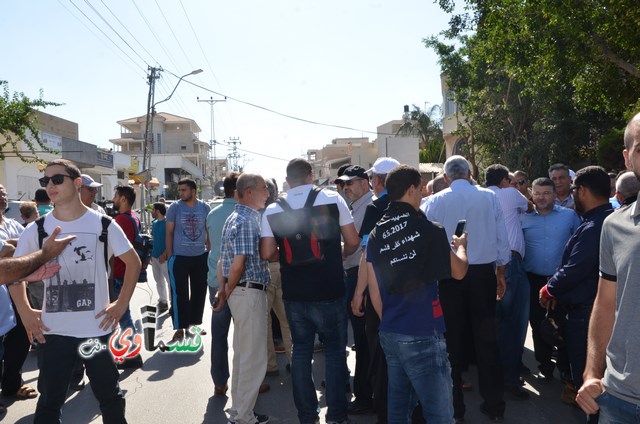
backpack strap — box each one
[275,186,322,212]
[35,215,48,248]
[303,186,321,208]
[99,215,112,272]
[122,211,142,247]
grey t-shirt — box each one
[166,200,210,257]
[599,201,640,403]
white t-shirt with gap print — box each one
[15,209,133,338]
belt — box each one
[236,281,267,291]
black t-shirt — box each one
[359,194,389,239]
[367,201,451,294]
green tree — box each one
[0,81,60,162]
[397,104,446,163]
[426,0,640,178]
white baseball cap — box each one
[367,157,400,175]
[81,174,103,188]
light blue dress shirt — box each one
[520,205,581,276]
[423,179,511,266]
[206,198,238,288]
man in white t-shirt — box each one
[9,159,141,423]
[260,159,360,424]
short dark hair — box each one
[286,158,312,185]
[115,185,136,205]
[485,164,510,187]
[548,163,569,177]
[19,202,37,220]
[531,177,555,191]
[34,188,50,203]
[153,202,166,215]
[223,172,240,198]
[573,166,611,199]
[46,159,81,180]
[265,178,278,206]
[178,178,197,190]
[386,165,420,201]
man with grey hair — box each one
[577,113,640,422]
[614,171,640,207]
[214,173,271,424]
[423,155,510,423]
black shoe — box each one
[286,363,291,373]
[116,355,143,370]
[535,371,553,384]
[520,363,531,375]
[506,385,531,400]
[479,404,504,423]
[347,400,372,415]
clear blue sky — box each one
[2,0,451,182]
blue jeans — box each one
[35,334,126,423]
[496,253,530,387]
[285,298,348,424]
[209,286,232,388]
[380,331,454,424]
[598,391,640,423]
[113,277,135,331]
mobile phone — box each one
[454,219,467,237]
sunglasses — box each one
[516,179,527,186]
[39,174,74,187]
[345,178,365,186]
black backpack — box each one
[120,212,152,282]
[268,187,340,267]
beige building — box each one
[441,75,468,158]
[110,112,215,200]
[0,111,125,204]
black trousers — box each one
[439,264,505,419]
[1,301,30,395]
[169,253,209,330]
[364,292,388,423]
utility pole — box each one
[197,96,226,185]
[142,66,161,228]
[228,137,242,171]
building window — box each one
[444,90,457,117]
[156,133,162,153]
[181,146,187,151]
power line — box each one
[131,0,182,73]
[81,0,150,67]
[56,0,145,77]
[65,0,146,73]
[164,69,386,136]
[154,0,196,72]
[98,0,160,66]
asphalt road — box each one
[2,273,587,423]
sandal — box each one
[13,384,38,399]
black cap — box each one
[337,165,369,182]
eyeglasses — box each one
[39,174,73,187]
[345,178,365,186]
[516,179,527,186]
[532,191,554,197]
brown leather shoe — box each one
[214,384,228,396]
[259,383,270,394]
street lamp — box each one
[141,68,203,227]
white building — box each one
[110,112,218,200]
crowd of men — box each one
[0,112,639,423]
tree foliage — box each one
[0,81,61,163]
[426,0,640,178]
[397,104,446,163]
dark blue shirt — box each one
[547,203,614,305]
